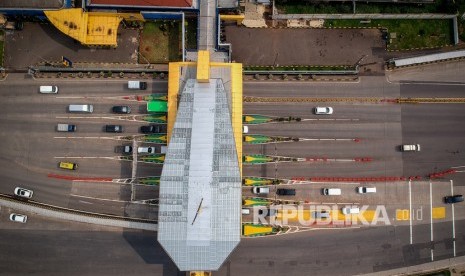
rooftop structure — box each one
[44,8,124,47]
[87,0,193,8]
[158,52,243,271]
[391,49,465,67]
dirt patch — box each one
[139,21,182,64]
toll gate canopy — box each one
[157,77,241,271]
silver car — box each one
[252,187,270,195]
[14,187,33,199]
[312,211,331,219]
[10,213,27,223]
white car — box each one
[243,126,249,134]
[314,107,333,115]
[342,207,360,215]
[10,213,27,223]
[357,187,377,194]
[252,187,270,195]
[39,85,58,94]
[137,146,156,154]
[14,187,33,199]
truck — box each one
[402,144,420,152]
[128,81,147,90]
[57,124,76,132]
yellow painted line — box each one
[360,210,376,222]
[243,225,273,236]
[334,210,376,222]
[396,209,410,221]
[432,207,446,219]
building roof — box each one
[44,9,122,46]
[158,77,241,271]
[0,0,64,9]
[393,49,465,67]
[88,0,192,7]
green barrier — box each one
[143,134,167,143]
[243,135,273,144]
[243,154,273,164]
[243,114,272,124]
[143,114,167,123]
[139,154,165,163]
[143,94,168,101]
[139,177,161,185]
[243,177,281,186]
[242,197,272,206]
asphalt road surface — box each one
[1,214,464,276]
[1,73,465,275]
[0,74,166,217]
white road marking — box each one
[409,179,413,244]
[454,170,465,173]
[430,180,434,261]
[78,200,93,205]
[71,194,127,203]
[450,165,465,168]
[451,180,456,257]
[297,181,360,185]
[54,156,119,160]
[396,81,465,86]
[321,202,360,205]
[54,137,117,140]
[302,118,360,121]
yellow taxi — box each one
[59,162,78,170]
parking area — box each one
[224,25,385,72]
[3,23,138,69]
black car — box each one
[276,188,296,196]
[444,195,464,204]
[140,125,161,134]
[105,125,123,133]
[112,106,131,114]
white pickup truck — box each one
[57,124,76,132]
[128,81,147,90]
[402,144,420,152]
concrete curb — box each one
[361,255,465,276]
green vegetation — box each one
[276,0,457,14]
[185,17,198,49]
[459,3,465,42]
[139,21,182,64]
[244,65,355,71]
[324,19,453,50]
[0,30,4,67]
[168,21,182,61]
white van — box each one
[357,187,377,194]
[402,144,420,152]
[69,104,93,113]
[39,86,58,94]
[322,188,341,195]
